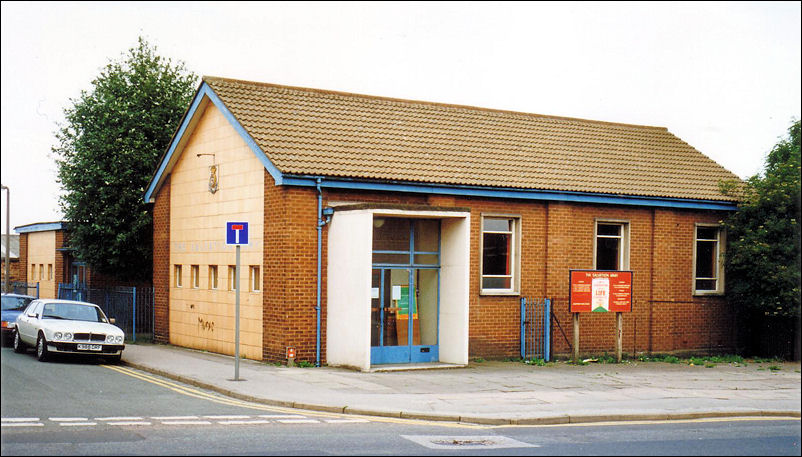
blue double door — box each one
[370,218,440,365]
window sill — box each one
[480,290,520,297]
[693,291,725,297]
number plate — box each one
[77,344,103,351]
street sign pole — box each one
[226,221,248,382]
[235,244,241,381]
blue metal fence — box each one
[58,284,153,342]
[11,281,39,298]
[520,297,551,361]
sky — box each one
[1,1,800,232]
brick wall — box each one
[150,165,737,363]
[152,175,171,343]
[261,186,734,361]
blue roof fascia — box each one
[143,83,283,203]
[15,222,65,234]
[282,176,738,211]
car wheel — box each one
[13,331,26,354]
[36,333,49,362]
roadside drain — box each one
[401,435,538,450]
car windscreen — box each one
[2,296,34,311]
[41,303,106,323]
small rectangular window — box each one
[31,264,36,280]
[694,225,724,294]
[48,264,53,280]
[191,265,199,289]
[249,266,261,292]
[209,265,218,290]
[481,215,519,293]
[595,222,628,271]
[174,265,183,288]
[228,265,237,291]
[40,264,44,280]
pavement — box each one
[121,342,801,426]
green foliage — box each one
[720,120,801,320]
[524,358,548,366]
[296,360,315,368]
[54,37,197,281]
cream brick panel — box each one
[26,231,57,299]
[169,103,264,360]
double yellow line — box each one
[101,364,486,429]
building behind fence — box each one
[58,283,153,342]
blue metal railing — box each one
[57,284,153,341]
[520,297,551,361]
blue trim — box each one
[283,176,737,211]
[143,82,283,203]
[15,222,65,233]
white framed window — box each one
[191,265,200,289]
[694,224,724,295]
[595,221,629,271]
[174,265,183,288]
[480,215,520,294]
[47,264,53,280]
[208,265,219,290]
[249,265,261,292]
[228,265,237,291]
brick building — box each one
[1,234,21,291]
[145,77,740,370]
[13,222,126,297]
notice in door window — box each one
[569,270,632,313]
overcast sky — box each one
[1,1,800,231]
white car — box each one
[13,299,125,363]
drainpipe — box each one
[315,178,333,367]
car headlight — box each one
[116,335,123,344]
[64,332,73,341]
[54,332,63,340]
[106,334,115,343]
[106,335,123,344]
[1,321,14,329]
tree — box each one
[721,120,801,359]
[54,37,197,281]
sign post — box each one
[569,270,633,363]
[226,222,249,381]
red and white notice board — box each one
[569,270,633,313]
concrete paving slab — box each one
[120,343,802,425]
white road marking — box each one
[202,415,251,420]
[160,420,212,426]
[107,421,152,426]
[258,414,308,419]
[218,420,273,425]
[2,418,40,422]
[59,422,97,427]
[276,419,320,424]
[49,417,89,422]
[1,422,44,427]
[151,416,200,420]
[96,416,144,421]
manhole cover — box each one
[402,435,538,450]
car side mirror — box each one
[109,318,116,324]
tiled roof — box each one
[204,76,740,202]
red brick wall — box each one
[264,186,733,361]
[160,170,734,363]
[152,175,171,343]
[19,233,28,283]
